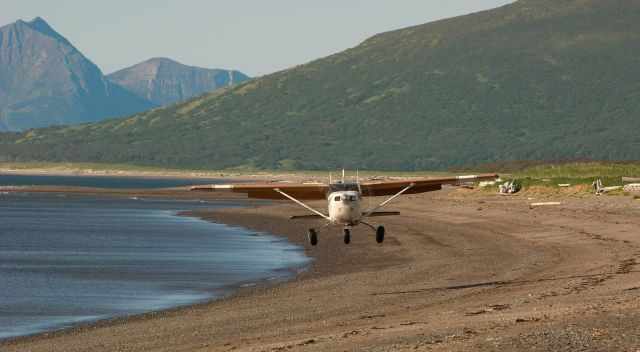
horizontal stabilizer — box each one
[290,214,325,220]
[364,211,400,217]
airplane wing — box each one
[190,174,498,199]
[190,182,329,200]
[360,174,498,197]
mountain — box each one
[107,58,249,106]
[1,0,640,169]
[0,17,155,132]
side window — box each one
[334,196,341,201]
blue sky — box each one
[2,1,515,76]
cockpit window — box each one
[348,195,357,201]
[334,196,341,201]
[330,183,360,192]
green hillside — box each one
[1,0,640,170]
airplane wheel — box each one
[308,229,318,246]
[376,226,385,244]
[343,228,351,245]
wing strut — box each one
[274,188,331,221]
[363,183,415,218]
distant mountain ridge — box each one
[0,17,155,131]
[107,58,249,106]
[1,0,639,169]
[0,18,249,131]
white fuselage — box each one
[328,191,362,226]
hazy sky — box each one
[2,1,515,76]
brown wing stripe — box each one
[246,189,327,200]
[190,183,329,200]
[360,174,497,197]
[362,184,441,196]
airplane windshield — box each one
[330,183,360,192]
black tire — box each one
[308,229,318,246]
[376,226,385,244]
[343,228,351,245]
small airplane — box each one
[190,171,498,246]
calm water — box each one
[0,188,309,340]
[0,174,233,189]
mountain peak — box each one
[146,57,182,65]
[28,16,48,26]
[107,58,249,106]
[3,17,71,46]
[0,17,154,131]
[27,17,70,44]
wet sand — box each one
[2,187,640,351]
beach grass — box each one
[494,162,640,192]
[513,162,640,179]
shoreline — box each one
[0,189,313,345]
[2,186,640,351]
[0,168,269,181]
[0,260,311,345]
[0,167,228,179]
[0,165,321,181]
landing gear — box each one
[376,226,385,244]
[308,228,318,246]
[343,228,351,245]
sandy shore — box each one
[0,167,226,178]
[2,187,640,351]
[0,168,321,186]
[0,166,354,181]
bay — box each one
[0,189,309,340]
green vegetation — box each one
[499,161,640,191]
[514,162,640,179]
[1,0,640,170]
